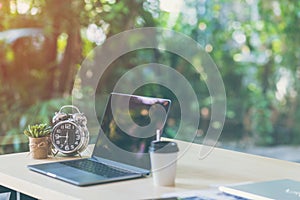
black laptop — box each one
[27,93,171,186]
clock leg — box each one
[51,148,59,157]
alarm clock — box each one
[51,105,89,156]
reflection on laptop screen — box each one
[93,93,171,170]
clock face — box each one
[51,121,82,153]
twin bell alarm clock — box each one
[51,105,89,156]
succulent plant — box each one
[24,123,51,138]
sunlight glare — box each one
[17,1,30,14]
[160,0,183,13]
[276,69,291,101]
[30,7,39,15]
[233,30,246,44]
[86,24,106,45]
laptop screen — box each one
[92,93,171,170]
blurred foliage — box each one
[1,0,300,155]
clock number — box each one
[76,134,81,140]
[65,124,71,129]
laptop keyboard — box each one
[62,159,137,178]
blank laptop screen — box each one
[92,93,171,170]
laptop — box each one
[27,93,171,186]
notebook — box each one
[219,179,300,200]
[28,93,171,186]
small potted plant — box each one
[24,123,51,159]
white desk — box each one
[1,140,300,199]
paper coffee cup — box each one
[149,141,179,186]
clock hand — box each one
[55,135,66,139]
[64,132,69,145]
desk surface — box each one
[1,139,300,200]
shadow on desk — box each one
[0,186,36,200]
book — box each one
[219,179,300,200]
